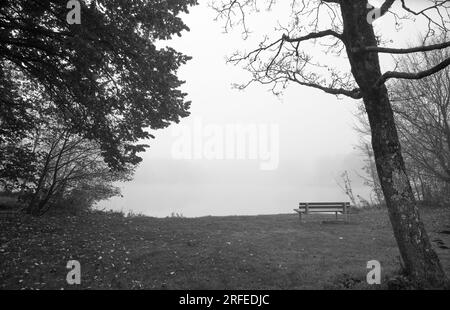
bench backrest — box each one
[298,202,350,212]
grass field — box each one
[1,207,449,289]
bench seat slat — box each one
[296,208,344,212]
[296,206,345,209]
[299,204,346,206]
[299,202,348,206]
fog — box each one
[96,1,428,217]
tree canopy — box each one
[0,0,197,169]
[212,0,449,97]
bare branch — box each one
[289,73,362,99]
[399,0,450,40]
[353,41,450,54]
[380,0,397,17]
[377,56,450,86]
[283,29,343,43]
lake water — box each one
[97,182,370,218]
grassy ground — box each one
[0,207,449,289]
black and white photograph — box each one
[1,0,450,296]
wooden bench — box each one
[294,202,350,222]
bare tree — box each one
[213,0,450,287]
[354,138,385,206]
[24,126,132,216]
[356,45,450,204]
[391,48,450,197]
[336,170,357,206]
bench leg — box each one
[299,212,302,222]
[335,211,338,220]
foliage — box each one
[0,0,197,169]
[0,0,198,214]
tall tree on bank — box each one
[0,0,197,170]
[213,0,449,287]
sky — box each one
[97,0,431,218]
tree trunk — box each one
[340,0,447,287]
[364,87,446,287]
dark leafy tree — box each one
[213,0,449,287]
[0,0,197,169]
[0,66,38,191]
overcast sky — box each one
[98,0,429,217]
